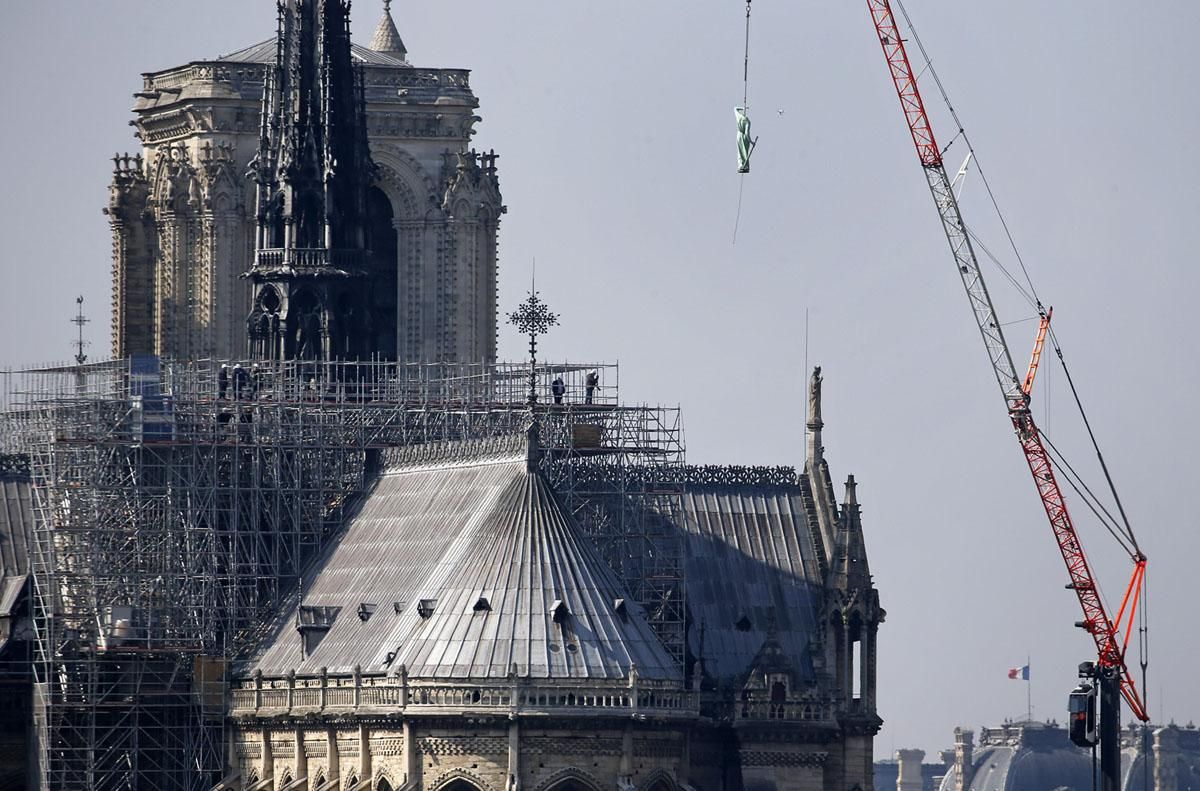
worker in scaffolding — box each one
[232,364,249,400]
[551,376,565,405]
[585,370,599,404]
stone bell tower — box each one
[246,0,376,361]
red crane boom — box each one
[864,0,1148,721]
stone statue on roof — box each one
[808,365,822,427]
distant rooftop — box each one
[216,39,410,68]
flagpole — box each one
[1027,655,1032,723]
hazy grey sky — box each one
[2,1,1197,758]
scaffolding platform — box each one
[2,357,686,791]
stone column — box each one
[619,723,634,787]
[1153,726,1179,791]
[295,727,308,786]
[403,720,419,788]
[844,625,855,706]
[506,719,521,791]
[680,729,692,787]
[860,628,872,708]
[359,723,372,787]
[895,749,925,791]
[327,727,340,787]
[262,728,274,784]
[953,728,974,791]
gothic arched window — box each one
[365,186,398,359]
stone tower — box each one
[108,1,503,362]
[245,0,375,360]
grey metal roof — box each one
[244,444,677,681]
[677,480,824,684]
[0,478,33,584]
[0,477,33,655]
[216,39,409,68]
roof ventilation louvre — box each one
[417,599,437,619]
[551,599,570,624]
[613,598,628,620]
[735,614,753,632]
[393,601,406,614]
[357,603,377,622]
[296,605,340,658]
[473,597,492,612]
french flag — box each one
[1008,664,1030,681]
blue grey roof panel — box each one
[0,479,33,581]
[216,39,409,67]
[677,481,823,684]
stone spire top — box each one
[370,0,408,60]
[832,475,872,591]
[245,0,377,361]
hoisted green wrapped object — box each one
[735,107,757,174]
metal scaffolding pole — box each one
[3,356,687,790]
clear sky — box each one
[2,1,1197,759]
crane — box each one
[862,0,1148,739]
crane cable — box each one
[894,0,1150,712]
[733,0,753,244]
[1049,334,1143,558]
[895,0,1144,557]
[742,0,752,109]
[893,0,1042,307]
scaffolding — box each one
[1,356,685,791]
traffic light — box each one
[1069,681,1098,747]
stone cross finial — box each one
[507,285,558,405]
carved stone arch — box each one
[150,145,198,215]
[278,769,294,790]
[211,191,237,214]
[532,767,605,791]
[429,766,497,791]
[451,198,475,222]
[638,769,678,791]
[372,148,436,221]
[373,769,397,791]
[203,163,243,213]
[847,610,864,641]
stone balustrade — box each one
[253,248,367,274]
[229,670,698,720]
[734,699,837,723]
[144,65,470,94]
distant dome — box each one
[938,723,1092,791]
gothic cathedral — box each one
[107,1,503,362]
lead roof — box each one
[0,477,34,653]
[243,443,678,681]
[216,39,409,68]
[677,481,823,684]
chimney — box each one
[954,728,974,791]
[895,748,926,791]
